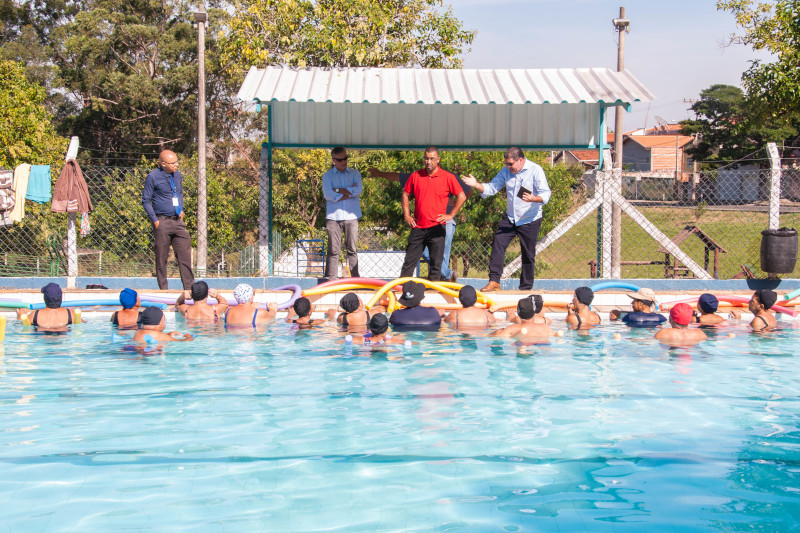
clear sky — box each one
[447,0,771,132]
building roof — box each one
[626,135,693,149]
[237,66,654,150]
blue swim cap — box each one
[119,288,138,309]
[697,293,718,313]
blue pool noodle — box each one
[589,282,641,293]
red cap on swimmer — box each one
[670,303,693,326]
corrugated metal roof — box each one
[237,66,654,149]
[238,66,654,105]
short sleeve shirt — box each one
[404,168,463,229]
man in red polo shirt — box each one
[400,146,466,280]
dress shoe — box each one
[480,280,501,292]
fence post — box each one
[65,137,80,288]
[767,142,781,230]
[600,169,613,279]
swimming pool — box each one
[1,316,799,531]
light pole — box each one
[611,7,629,278]
[194,5,208,276]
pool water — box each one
[1,316,799,531]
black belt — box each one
[157,215,179,220]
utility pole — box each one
[611,7,629,279]
[194,5,208,276]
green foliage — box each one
[219,0,475,69]
[680,83,797,165]
[718,0,800,123]
[0,59,66,169]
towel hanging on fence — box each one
[51,159,92,213]
[26,165,51,203]
[11,164,31,222]
[80,212,90,236]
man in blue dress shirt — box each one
[462,147,551,291]
[322,147,363,279]
[141,150,194,290]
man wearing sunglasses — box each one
[462,147,550,291]
[322,146,363,279]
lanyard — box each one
[168,175,177,197]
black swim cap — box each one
[756,289,777,310]
[368,313,389,335]
[191,281,209,301]
[458,286,478,308]
[340,292,359,314]
[138,306,164,328]
[531,294,543,315]
[574,286,594,306]
[293,297,311,318]
[517,297,535,320]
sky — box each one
[447,0,772,132]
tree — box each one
[680,84,797,165]
[219,0,475,70]
[718,0,800,121]
[0,59,66,169]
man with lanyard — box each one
[322,146,362,280]
[399,146,466,281]
[462,146,551,291]
[141,150,194,290]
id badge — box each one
[172,197,179,207]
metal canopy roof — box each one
[237,66,654,150]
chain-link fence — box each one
[1,158,798,281]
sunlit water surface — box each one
[1,316,799,532]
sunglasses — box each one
[504,160,517,167]
[333,156,348,162]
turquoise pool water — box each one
[1,316,799,531]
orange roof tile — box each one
[626,135,693,149]
[569,150,600,162]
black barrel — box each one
[760,227,798,273]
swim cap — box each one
[755,289,777,310]
[340,292,359,313]
[191,281,209,301]
[233,283,254,304]
[670,303,693,326]
[293,297,311,318]
[531,294,543,315]
[138,306,164,327]
[119,288,138,309]
[697,293,718,313]
[398,281,424,308]
[458,286,477,308]
[41,282,62,309]
[575,286,594,306]
[368,313,389,335]
[517,296,535,320]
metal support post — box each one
[194,7,208,275]
[767,142,781,230]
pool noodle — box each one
[784,287,800,301]
[660,295,796,317]
[589,282,641,292]
[302,283,399,311]
[28,300,168,310]
[312,277,403,292]
[489,301,569,312]
[140,285,302,311]
[365,277,494,310]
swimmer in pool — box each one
[610,287,666,326]
[347,314,405,346]
[389,280,441,329]
[505,294,551,325]
[111,288,141,329]
[223,283,278,327]
[565,286,601,329]
[16,282,81,332]
[285,296,337,327]
[176,281,229,322]
[654,303,706,345]
[492,295,557,338]
[730,289,778,331]
[132,306,194,343]
[693,293,725,325]
[337,292,384,330]
[443,285,495,329]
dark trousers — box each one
[154,217,194,290]
[400,225,446,280]
[488,215,542,290]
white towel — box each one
[11,164,30,222]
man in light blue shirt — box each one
[322,147,362,279]
[462,147,551,291]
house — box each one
[622,134,694,179]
